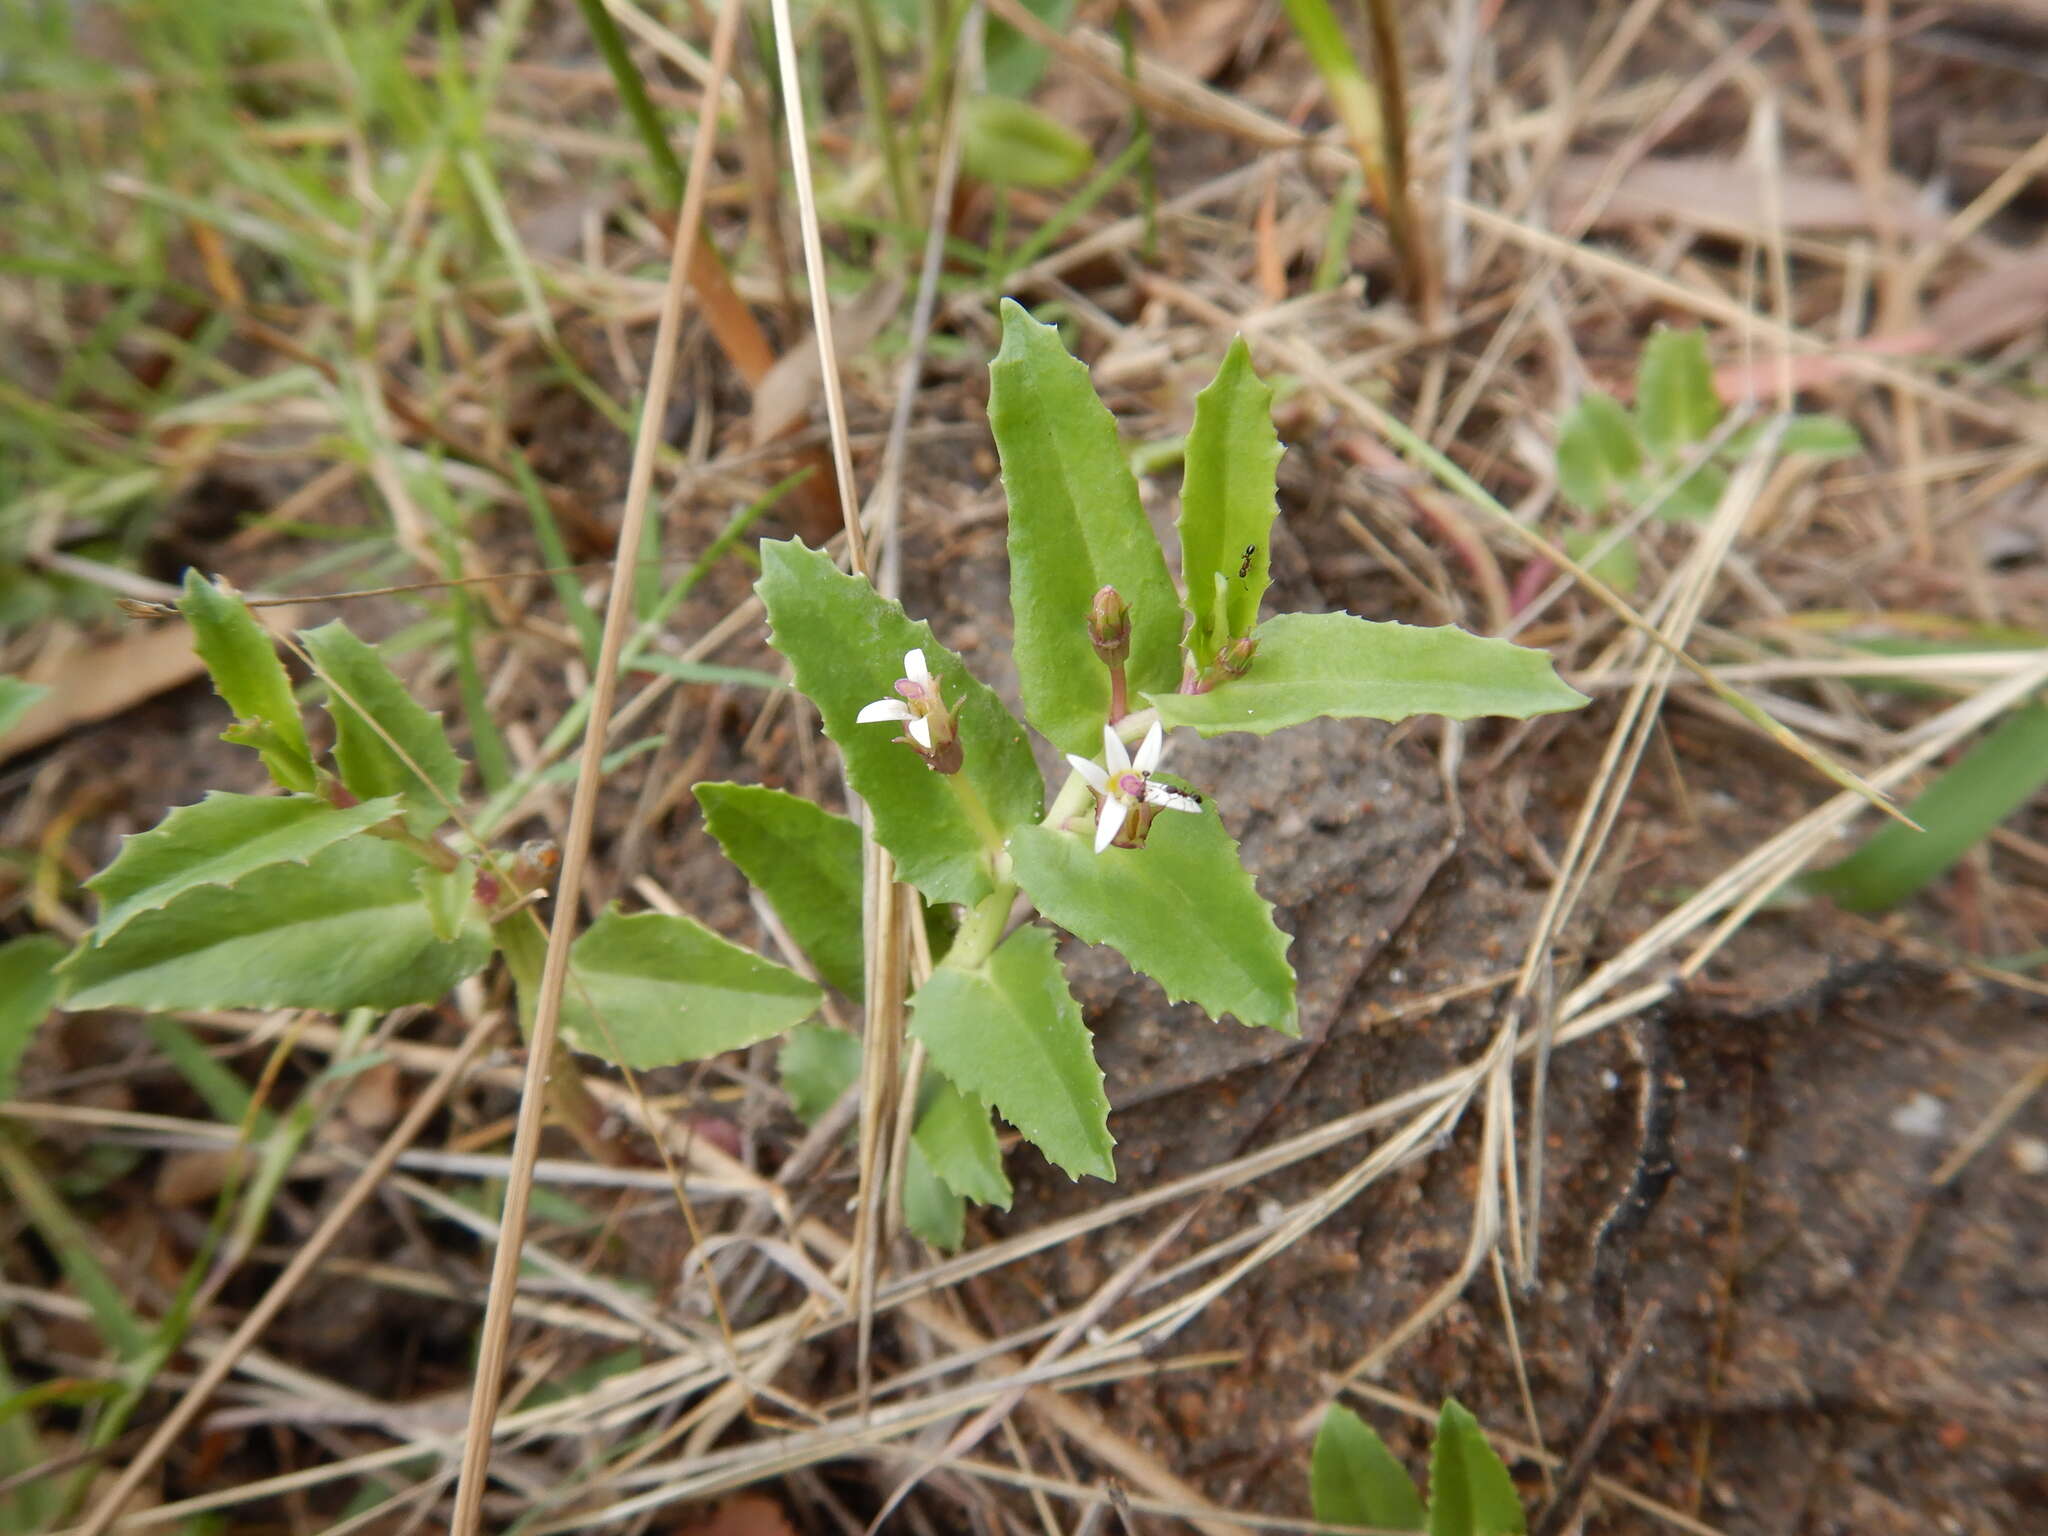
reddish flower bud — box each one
[1215,635,1258,680]
[1088,585,1132,667]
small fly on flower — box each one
[1066,722,1202,853]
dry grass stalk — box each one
[442,1,748,1528]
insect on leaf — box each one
[1178,335,1283,661]
[989,300,1183,753]
[1147,612,1588,737]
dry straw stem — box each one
[1519,431,1787,1283]
[444,0,746,1528]
[762,0,917,1418]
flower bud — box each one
[1214,635,1258,680]
[1088,585,1131,667]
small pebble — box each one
[2010,1135,2048,1175]
[1257,1196,1285,1226]
[1890,1092,1946,1139]
[1601,1069,1621,1090]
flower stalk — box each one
[1088,585,1132,724]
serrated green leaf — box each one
[1009,803,1296,1032]
[0,677,48,742]
[1428,1400,1525,1536]
[1311,1404,1426,1532]
[1634,328,1721,458]
[1147,612,1589,737]
[694,783,864,997]
[990,300,1184,753]
[177,570,315,792]
[1179,336,1283,662]
[902,1141,966,1249]
[299,622,466,834]
[1555,391,1641,511]
[58,835,490,1013]
[780,1023,861,1125]
[756,540,1041,907]
[961,96,1092,188]
[557,910,822,1071]
[85,792,403,943]
[909,924,1113,1182]
[914,1069,1013,1209]
[1807,703,2048,913]
[0,936,65,1100]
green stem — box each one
[944,769,1005,860]
[572,0,686,207]
[1117,3,1157,259]
[947,881,1017,971]
[491,916,622,1165]
[849,0,919,235]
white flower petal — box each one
[1101,724,1131,774]
[857,699,914,724]
[1132,721,1165,773]
[1066,754,1110,791]
[903,648,930,683]
[1143,781,1203,814]
[1093,797,1128,853]
[907,714,933,749]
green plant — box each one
[1312,1399,1525,1535]
[1280,0,1432,311]
[37,567,822,1163]
[1553,328,1860,585]
[1806,701,2048,912]
[26,303,1586,1250]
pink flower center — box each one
[895,678,933,704]
[1115,771,1146,799]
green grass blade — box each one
[1807,703,2048,913]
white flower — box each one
[856,648,940,749]
[1065,722,1203,853]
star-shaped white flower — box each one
[856,648,940,749]
[1066,722,1203,853]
